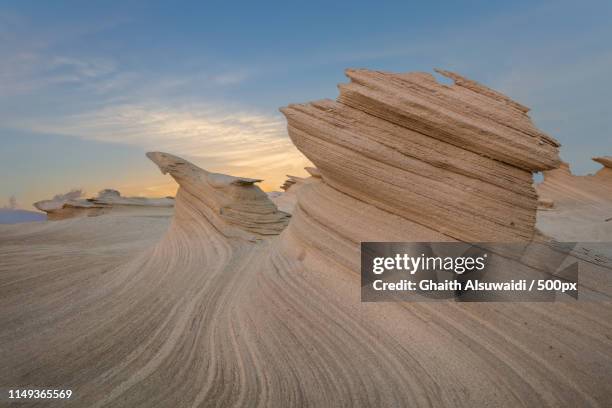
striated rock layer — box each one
[281,69,560,246]
[1,70,611,408]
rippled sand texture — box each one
[1,69,612,407]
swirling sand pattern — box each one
[1,188,611,407]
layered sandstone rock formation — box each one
[280,69,561,263]
[34,189,174,220]
[537,157,612,242]
[2,69,611,408]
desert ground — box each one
[1,69,611,407]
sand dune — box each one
[1,69,611,407]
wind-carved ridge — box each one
[146,151,290,242]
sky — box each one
[1,0,610,210]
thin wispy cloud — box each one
[19,103,285,157]
[13,102,310,189]
[0,10,304,196]
[0,10,130,96]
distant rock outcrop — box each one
[280,175,300,192]
[536,157,612,241]
[34,189,174,220]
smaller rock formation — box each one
[536,157,612,242]
[280,176,300,192]
[273,176,304,214]
[593,156,612,168]
[146,151,290,240]
[92,189,175,207]
[34,189,174,220]
[593,156,612,182]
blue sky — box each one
[1,0,610,209]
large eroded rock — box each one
[280,68,561,249]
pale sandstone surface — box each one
[1,69,611,407]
